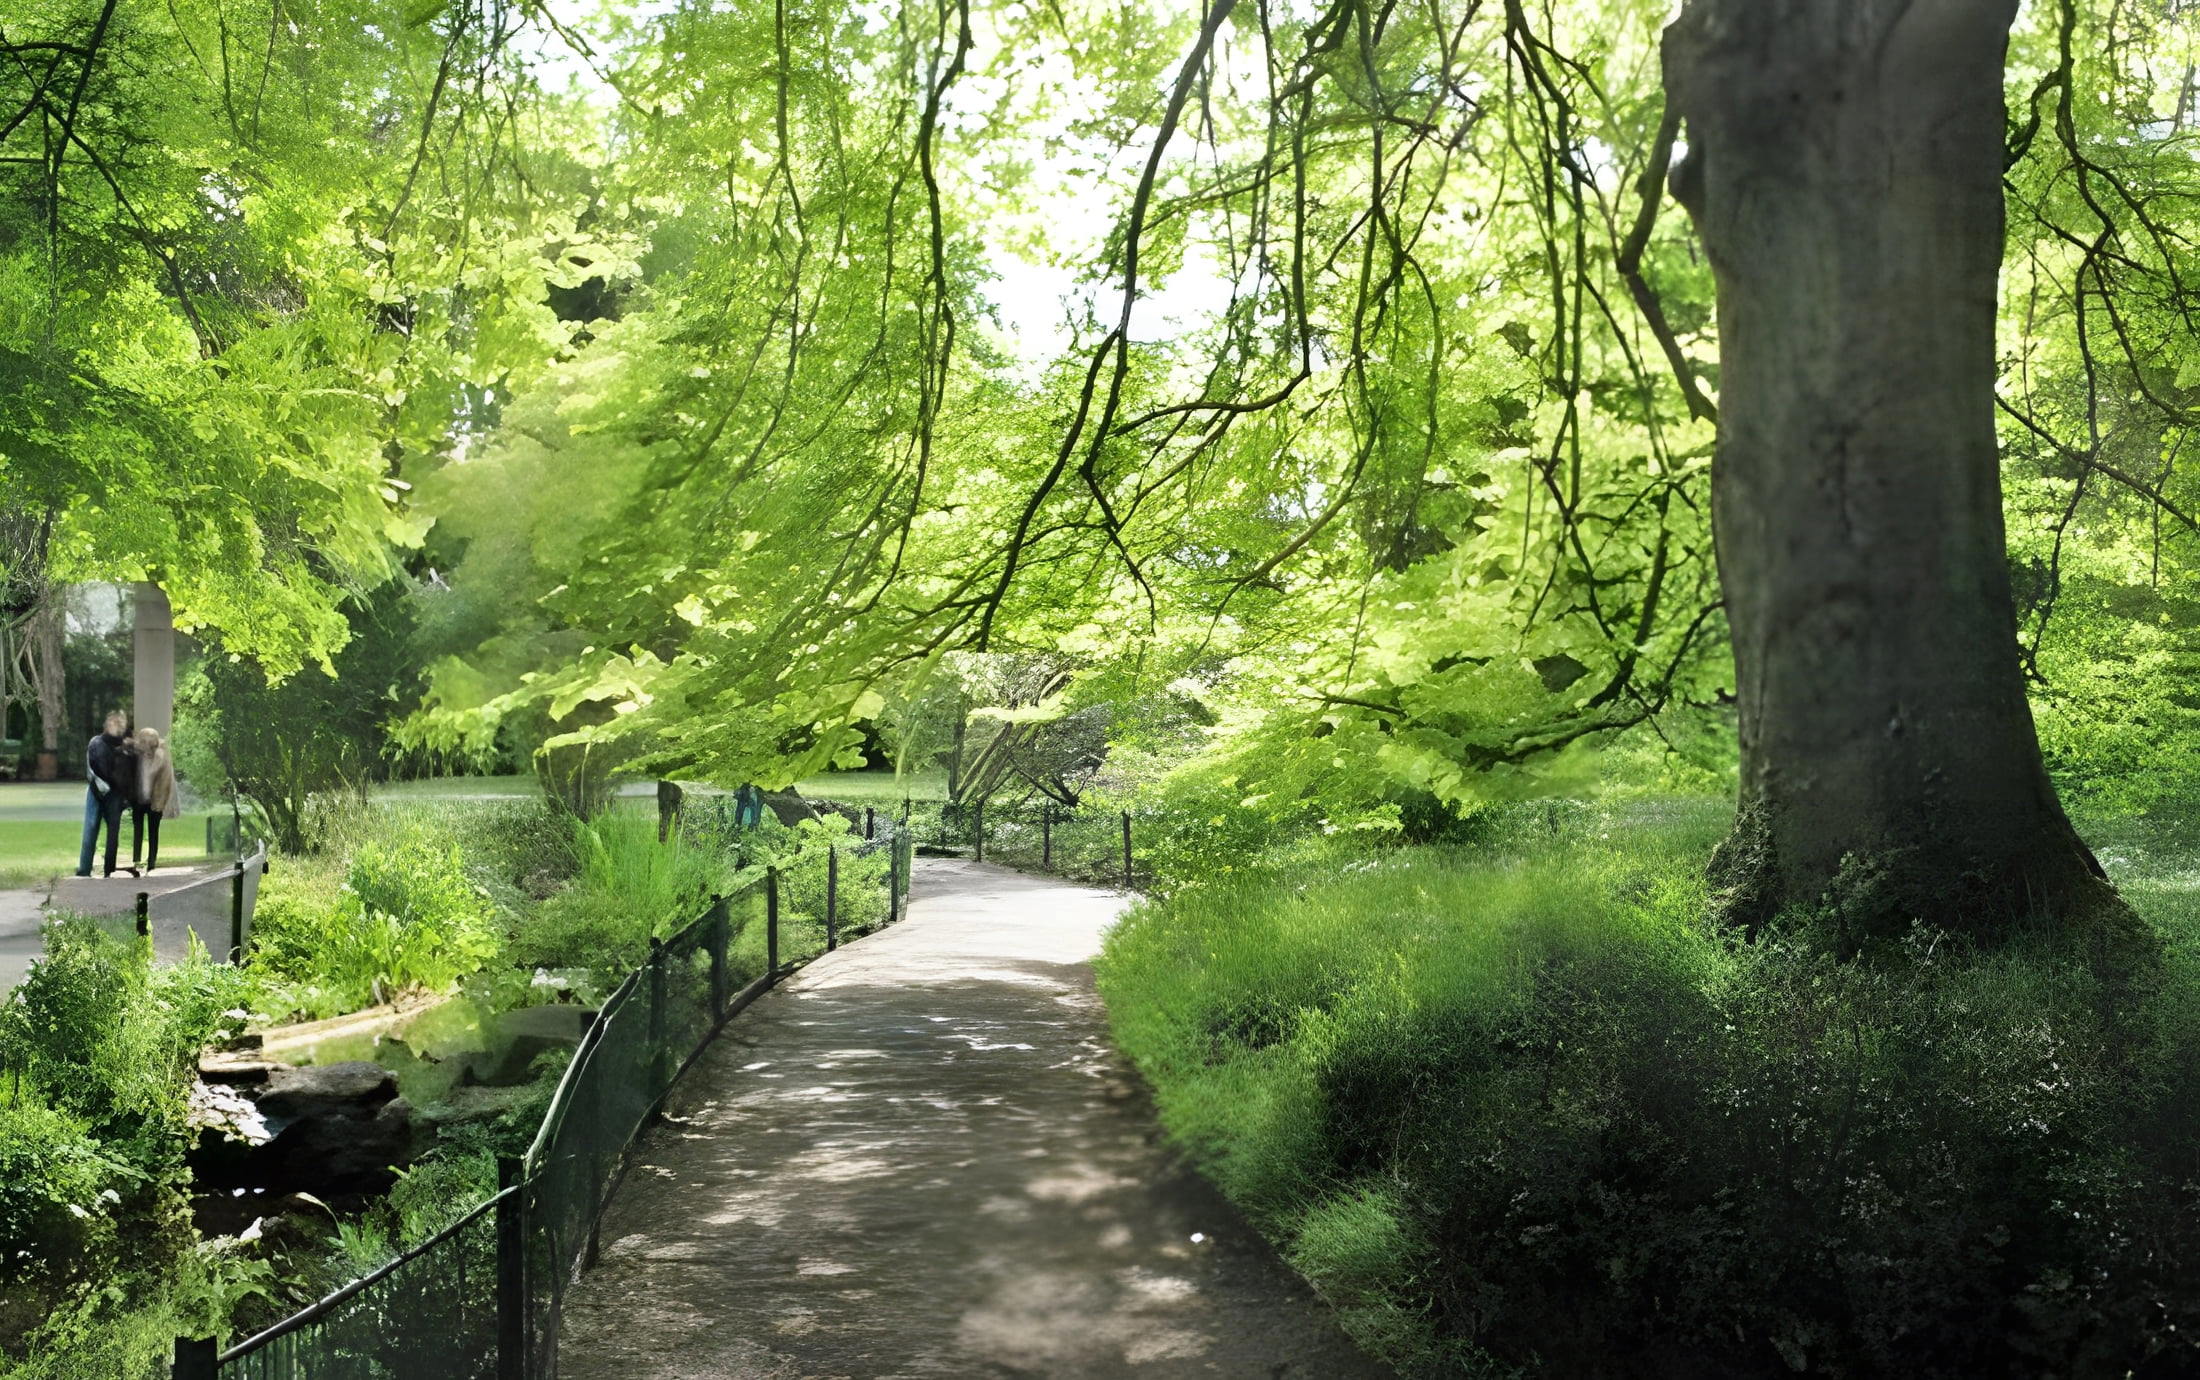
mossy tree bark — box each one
[1663,0,2122,938]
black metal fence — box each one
[184,1190,505,1380]
[179,823,915,1380]
[874,797,1143,890]
[80,840,270,963]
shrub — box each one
[250,826,498,1012]
[1098,799,2200,1378]
[0,923,245,1375]
[469,799,580,899]
[4,919,248,1144]
[508,810,733,980]
[0,1102,117,1271]
[685,804,889,930]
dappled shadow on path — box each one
[556,861,1388,1379]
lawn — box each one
[0,782,226,886]
[0,771,938,887]
[793,769,947,804]
[0,813,221,887]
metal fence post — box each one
[171,1337,216,1380]
[496,1157,525,1380]
[228,865,246,964]
[973,802,985,863]
[887,832,901,926]
[825,846,839,952]
[647,937,669,1094]
[1121,811,1133,891]
[1042,807,1053,871]
[135,892,149,943]
[766,868,781,980]
[708,894,728,1021]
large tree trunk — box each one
[1663,0,2123,938]
[28,587,64,754]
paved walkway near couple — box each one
[558,858,1389,1380]
[0,864,238,994]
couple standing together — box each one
[77,711,180,878]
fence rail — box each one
[181,822,915,1380]
[78,839,270,964]
[874,797,1143,891]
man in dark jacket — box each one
[77,711,134,878]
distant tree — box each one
[174,586,423,852]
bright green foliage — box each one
[250,827,498,1014]
[0,923,251,1376]
[393,0,1727,825]
[686,801,890,945]
[511,809,733,978]
[1993,3,2200,809]
[173,584,430,851]
[1099,803,2200,1376]
[0,1101,113,1272]
[0,0,616,677]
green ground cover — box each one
[1098,798,2200,1378]
[0,775,663,888]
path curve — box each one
[557,858,1389,1379]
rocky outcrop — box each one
[191,1061,417,1198]
[189,999,599,1204]
[256,1061,397,1128]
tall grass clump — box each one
[508,809,730,978]
[1099,797,2200,1378]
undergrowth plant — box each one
[249,824,500,1017]
[0,922,252,1376]
[1098,797,2200,1378]
[509,808,734,979]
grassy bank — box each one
[1097,797,2200,1377]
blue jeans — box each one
[78,785,124,876]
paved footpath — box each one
[0,886,44,994]
[558,858,1390,1379]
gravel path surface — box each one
[0,886,44,994]
[555,858,1389,1380]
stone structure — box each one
[132,581,173,737]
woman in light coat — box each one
[132,726,181,875]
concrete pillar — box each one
[133,582,174,737]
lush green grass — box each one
[1098,797,2200,1378]
[794,768,947,804]
[0,783,106,823]
[0,815,220,888]
[0,774,909,886]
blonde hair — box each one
[135,726,163,752]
